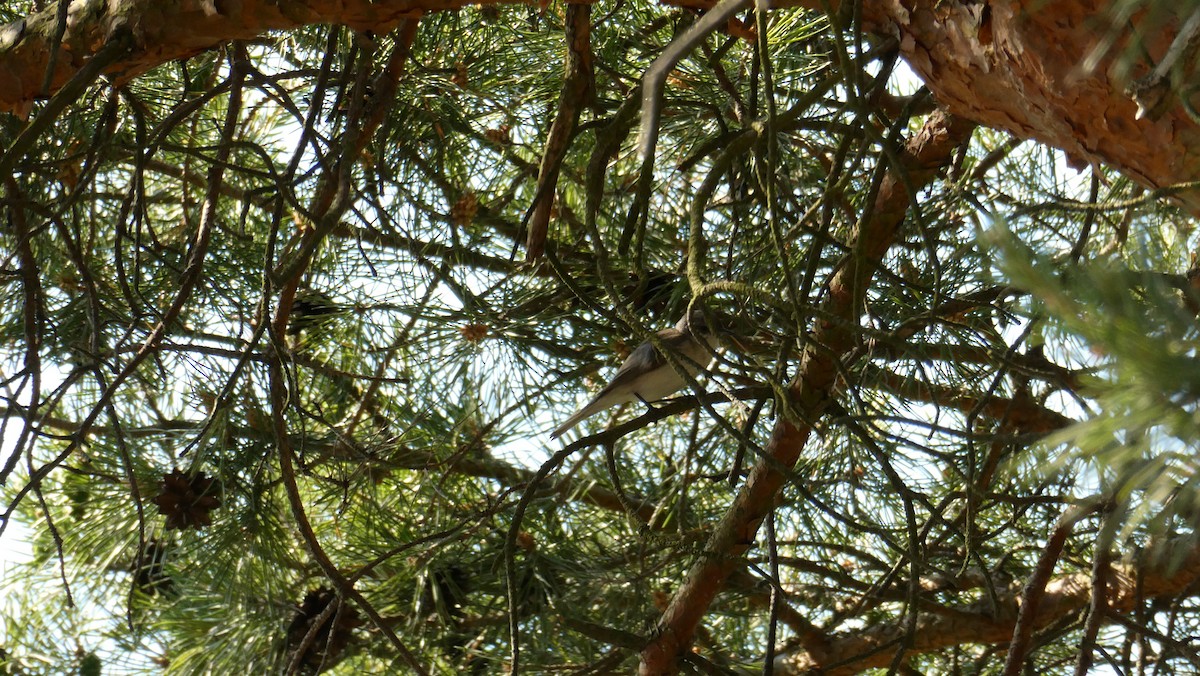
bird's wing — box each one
[550,330,672,439]
[607,328,676,383]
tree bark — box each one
[775,538,1200,675]
[4,2,1195,202]
[844,0,1200,213]
[0,0,525,116]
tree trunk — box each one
[849,0,1200,212]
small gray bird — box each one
[550,310,719,439]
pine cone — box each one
[286,588,363,671]
[451,61,468,89]
[449,192,479,227]
[152,470,221,530]
[459,323,489,343]
[483,125,512,145]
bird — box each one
[550,309,720,439]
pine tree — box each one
[2,2,1200,674]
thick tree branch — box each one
[667,0,1200,213]
[6,0,1197,210]
[776,537,1200,675]
[841,0,1200,213]
[525,2,592,261]
[638,110,977,674]
[0,0,534,116]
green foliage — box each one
[0,2,1199,675]
[992,219,1200,550]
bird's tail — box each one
[549,397,608,440]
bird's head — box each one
[674,306,721,335]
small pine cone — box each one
[460,323,489,343]
[484,125,512,146]
[612,338,631,361]
[451,61,468,88]
[152,470,221,530]
[515,531,536,552]
[450,192,479,227]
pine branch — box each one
[776,536,1200,675]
